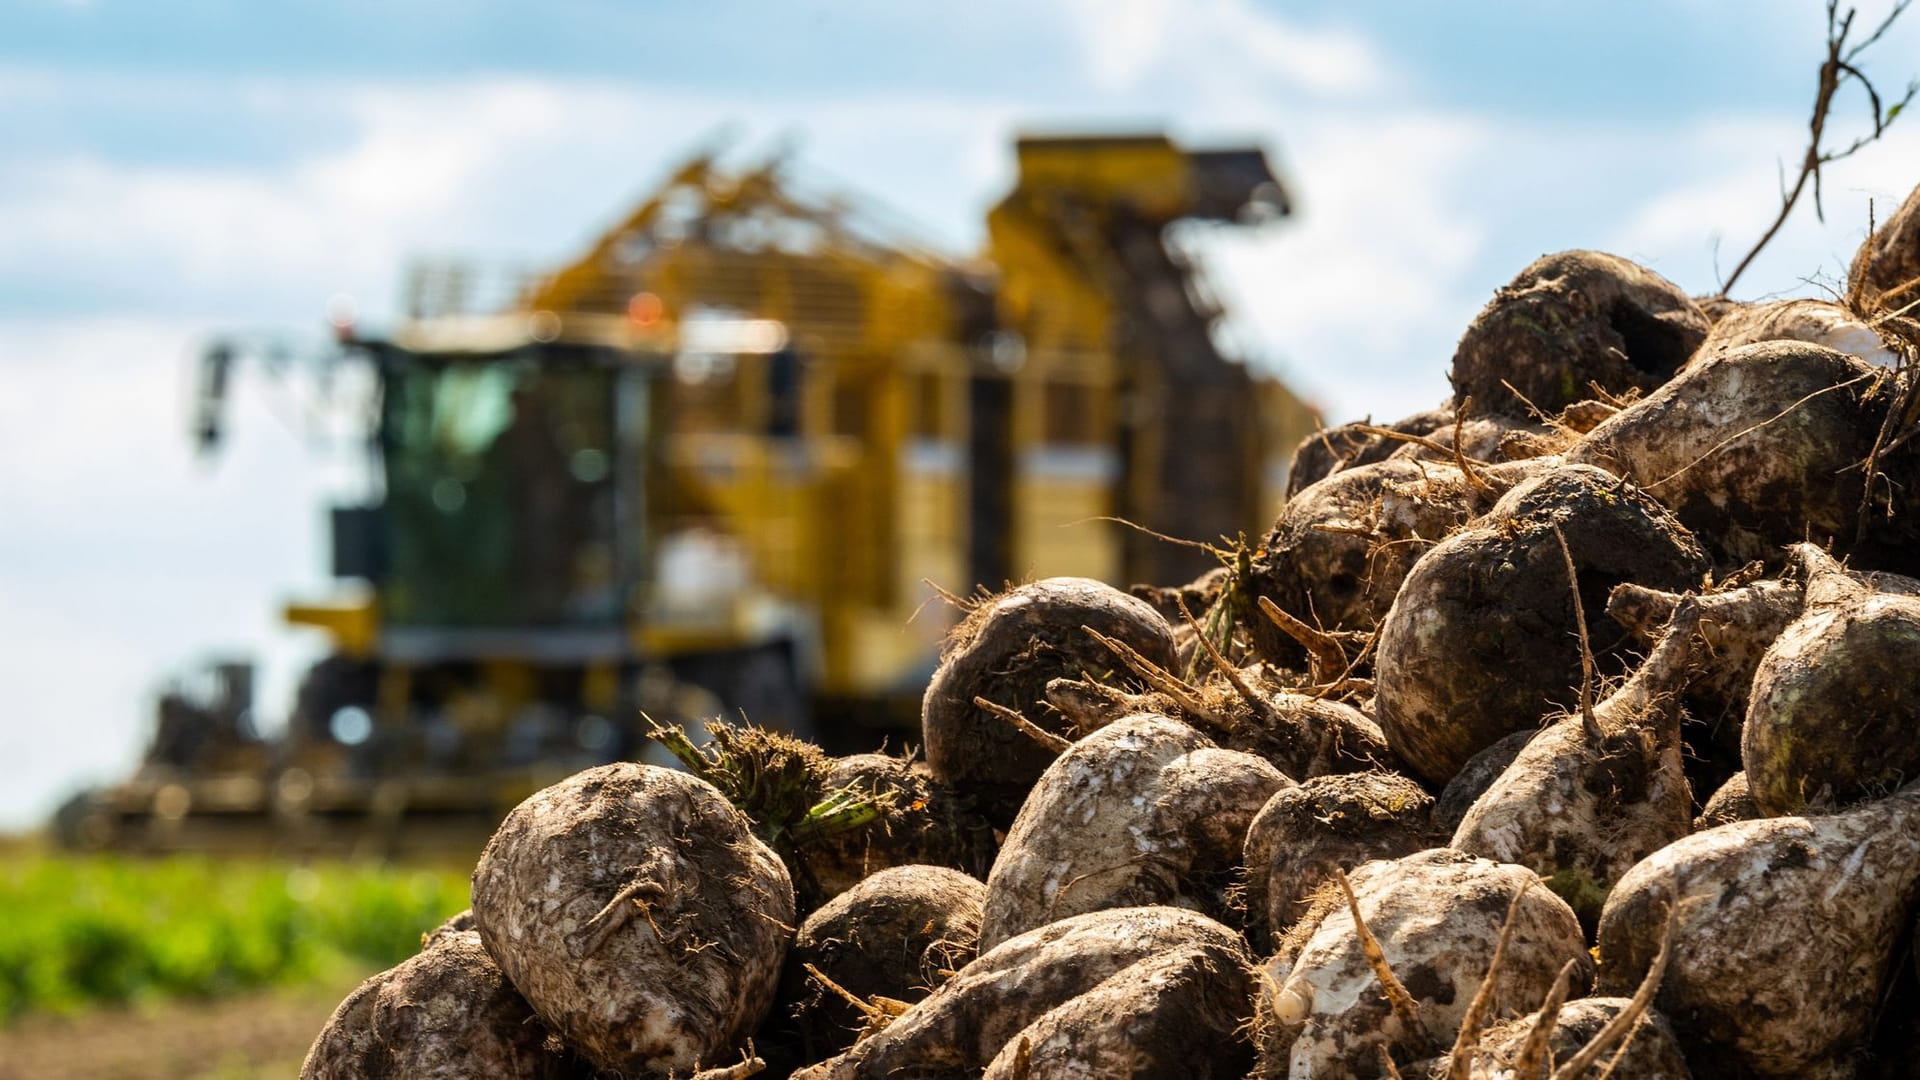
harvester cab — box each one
[63,313,813,856]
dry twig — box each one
[974,696,1071,754]
[1719,0,1918,295]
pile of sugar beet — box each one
[305,187,1920,1080]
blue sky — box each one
[4,0,1919,828]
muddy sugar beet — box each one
[470,763,795,1077]
[979,713,1287,948]
[1372,464,1707,785]
[921,577,1178,828]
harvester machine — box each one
[56,131,1318,857]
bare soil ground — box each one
[0,972,365,1080]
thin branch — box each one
[1846,0,1914,60]
[1720,0,1916,294]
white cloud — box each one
[0,316,347,828]
[1192,110,1492,420]
[1611,117,1920,299]
[1059,0,1394,99]
[0,78,1026,326]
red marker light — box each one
[627,292,665,327]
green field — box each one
[0,853,470,1021]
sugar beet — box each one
[470,764,794,1077]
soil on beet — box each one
[922,578,1178,828]
[1451,250,1708,418]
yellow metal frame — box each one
[294,135,1320,702]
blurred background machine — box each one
[57,131,1319,855]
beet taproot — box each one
[470,763,794,1077]
[1451,250,1709,418]
[1607,576,1804,758]
[792,905,1243,1080]
[421,909,477,950]
[1450,593,1700,927]
[1260,849,1591,1077]
[1386,413,1547,464]
[979,714,1287,948]
[1568,341,1892,568]
[923,578,1177,828]
[1043,670,1395,782]
[301,930,573,1080]
[1694,297,1900,367]
[1743,545,1920,814]
[1248,459,1485,663]
[1596,783,1920,1078]
[980,941,1256,1080]
[1459,996,1692,1078]
[1373,464,1708,784]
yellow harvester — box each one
[58,132,1319,855]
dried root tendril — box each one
[1446,881,1537,1079]
[1334,869,1430,1050]
[973,695,1072,754]
[1549,900,1677,1080]
[1509,959,1581,1077]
